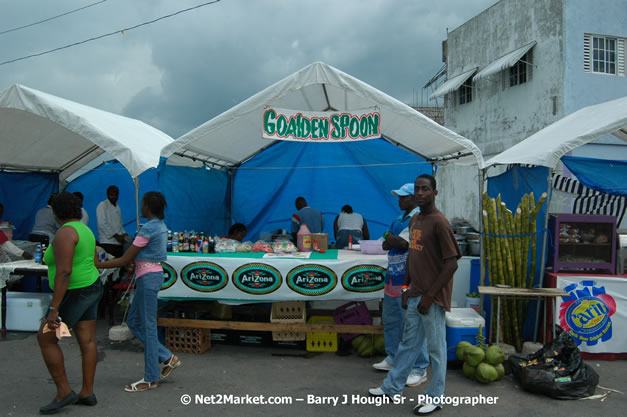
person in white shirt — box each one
[96,185,129,258]
[333,204,369,249]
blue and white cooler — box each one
[445,307,485,361]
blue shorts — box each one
[55,279,104,327]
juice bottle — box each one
[296,223,312,252]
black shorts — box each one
[55,279,104,327]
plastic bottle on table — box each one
[34,244,42,263]
[183,234,190,252]
[171,233,177,253]
[297,223,312,252]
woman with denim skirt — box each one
[38,192,104,414]
[96,191,181,392]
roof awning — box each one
[473,41,536,82]
[429,67,478,100]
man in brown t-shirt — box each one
[369,174,461,415]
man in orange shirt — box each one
[370,174,461,415]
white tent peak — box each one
[163,61,483,168]
[484,95,627,169]
[0,83,174,180]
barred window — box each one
[459,80,472,105]
[584,33,625,75]
[508,52,532,87]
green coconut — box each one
[456,341,473,361]
[464,345,485,367]
[476,362,499,383]
[495,363,505,380]
[352,335,366,349]
[358,340,375,357]
[357,336,374,356]
[373,334,386,355]
[462,362,477,380]
[485,345,505,366]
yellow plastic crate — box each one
[306,316,338,352]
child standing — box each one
[96,191,181,391]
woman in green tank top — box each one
[38,192,103,414]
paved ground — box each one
[1,321,626,417]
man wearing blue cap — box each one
[371,183,429,387]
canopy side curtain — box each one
[232,138,433,242]
[487,165,549,341]
[65,159,230,238]
[0,171,59,240]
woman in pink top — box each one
[97,192,181,392]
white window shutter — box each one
[583,33,592,72]
[618,38,626,76]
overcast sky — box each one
[0,0,497,139]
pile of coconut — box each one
[457,341,506,383]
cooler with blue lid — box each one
[445,307,485,361]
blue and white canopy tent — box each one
[162,62,484,241]
[483,95,627,339]
[0,84,174,237]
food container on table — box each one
[455,225,473,234]
[359,240,387,255]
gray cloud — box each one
[0,0,497,138]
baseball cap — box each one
[391,183,414,196]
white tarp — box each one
[429,67,478,100]
[473,41,536,82]
[484,95,627,168]
[0,84,174,180]
[162,62,483,167]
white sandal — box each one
[124,378,158,392]
[160,355,181,380]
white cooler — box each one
[1,292,52,331]
[445,307,485,361]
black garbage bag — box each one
[508,326,599,400]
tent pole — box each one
[229,168,234,228]
[478,168,486,331]
[134,177,140,232]
[533,167,554,342]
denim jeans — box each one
[127,271,172,382]
[381,296,447,398]
[382,294,429,373]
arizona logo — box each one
[159,262,177,290]
[181,261,228,292]
[232,263,282,295]
[287,265,337,296]
[341,265,386,292]
[558,280,617,346]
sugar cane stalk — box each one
[497,197,517,346]
[489,195,508,343]
[505,206,525,346]
[482,204,498,342]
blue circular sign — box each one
[181,261,228,292]
[287,264,337,296]
[232,263,282,295]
